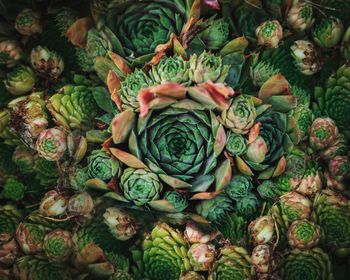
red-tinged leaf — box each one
[259,74,290,101]
[108,51,131,75]
[111,90,123,112]
[153,82,187,98]
[189,0,201,20]
[66,17,92,48]
[199,81,235,111]
[215,159,232,191]
[236,156,254,176]
[203,0,220,10]
[101,136,113,151]
[248,122,261,144]
[110,148,148,169]
[158,174,191,189]
[77,243,104,265]
[111,109,135,144]
[139,88,155,117]
[214,125,226,156]
[107,71,121,94]
[190,192,220,200]
[145,34,176,69]
[147,96,178,111]
[273,156,287,177]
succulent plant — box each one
[256,20,283,48]
[163,191,188,212]
[16,221,49,254]
[142,223,192,280]
[312,16,344,48]
[309,117,338,151]
[8,92,48,147]
[39,190,68,217]
[278,248,333,280]
[287,2,314,32]
[287,220,322,249]
[234,193,260,220]
[220,95,257,135]
[0,205,21,237]
[87,149,122,181]
[314,64,350,138]
[200,17,230,50]
[43,229,73,262]
[209,245,253,280]
[106,0,192,64]
[184,222,219,244]
[180,271,205,280]
[150,55,190,85]
[188,243,216,271]
[35,128,67,161]
[0,40,22,68]
[68,191,94,218]
[1,177,26,201]
[225,132,247,157]
[118,69,153,112]
[251,244,272,275]
[103,207,137,241]
[196,194,233,224]
[47,83,104,130]
[12,146,35,174]
[312,190,350,257]
[4,65,35,96]
[30,46,64,82]
[0,235,19,266]
[290,40,321,76]
[189,51,229,84]
[248,215,275,245]
[15,9,42,36]
[120,168,162,206]
[225,175,253,200]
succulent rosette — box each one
[30,46,64,82]
[142,223,192,280]
[0,234,19,266]
[43,229,73,262]
[199,17,230,50]
[278,248,333,280]
[251,244,272,275]
[290,40,321,76]
[312,190,350,257]
[12,146,35,174]
[1,177,26,202]
[87,149,122,182]
[225,132,247,156]
[256,20,283,48]
[0,206,21,238]
[314,64,350,138]
[16,222,48,254]
[103,207,137,241]
[287,2,314,32]
[234,193,260,220]
[118,69,153,112]
[163,191,188,212]
[4,65,36,96]
[209,245,253,280]
[196,194,233,224]
[189,51,229,84]
[0,40,22,68]
[293,161,323,197]
[35,128,67,161]
[287,220,322,249]
[105,0,193,64]
[149,56,190,85]
[220,95,257,134]
[237,111,292,179]
[312,16,344,48]
[250,60,280,87]
[120,168,162,206]
[327,156,350,186]
[309,117,338,151]
[224,175,253,200]
[135,106,225,185]
[287,104,313,144]
[15,9,42,36]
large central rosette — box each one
[105,0,193,63]
[138,107,217,182]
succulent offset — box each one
[0,0,349,279]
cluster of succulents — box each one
[1,0,350,279]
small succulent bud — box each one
[68,191,94,218]
[251,244,272,274]
[0,40,22,68]
[287,2,314,32]
[4,65,36,96]
[256,20,283,48]
[103,207,137,241]
[184,222,219,244]
[248,216,275,245]
[0,234,19,266]
[43,229,73,262]
[39,190,68,217]
[188,243,216,271]
[15,9,42,36]
[291,40,321,75]
[30,46,64,82]
[312,17,344,48]
[35,128,67,161]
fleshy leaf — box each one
[111,109,135,144]
[109,148,148,169]
[215,159,232,191]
